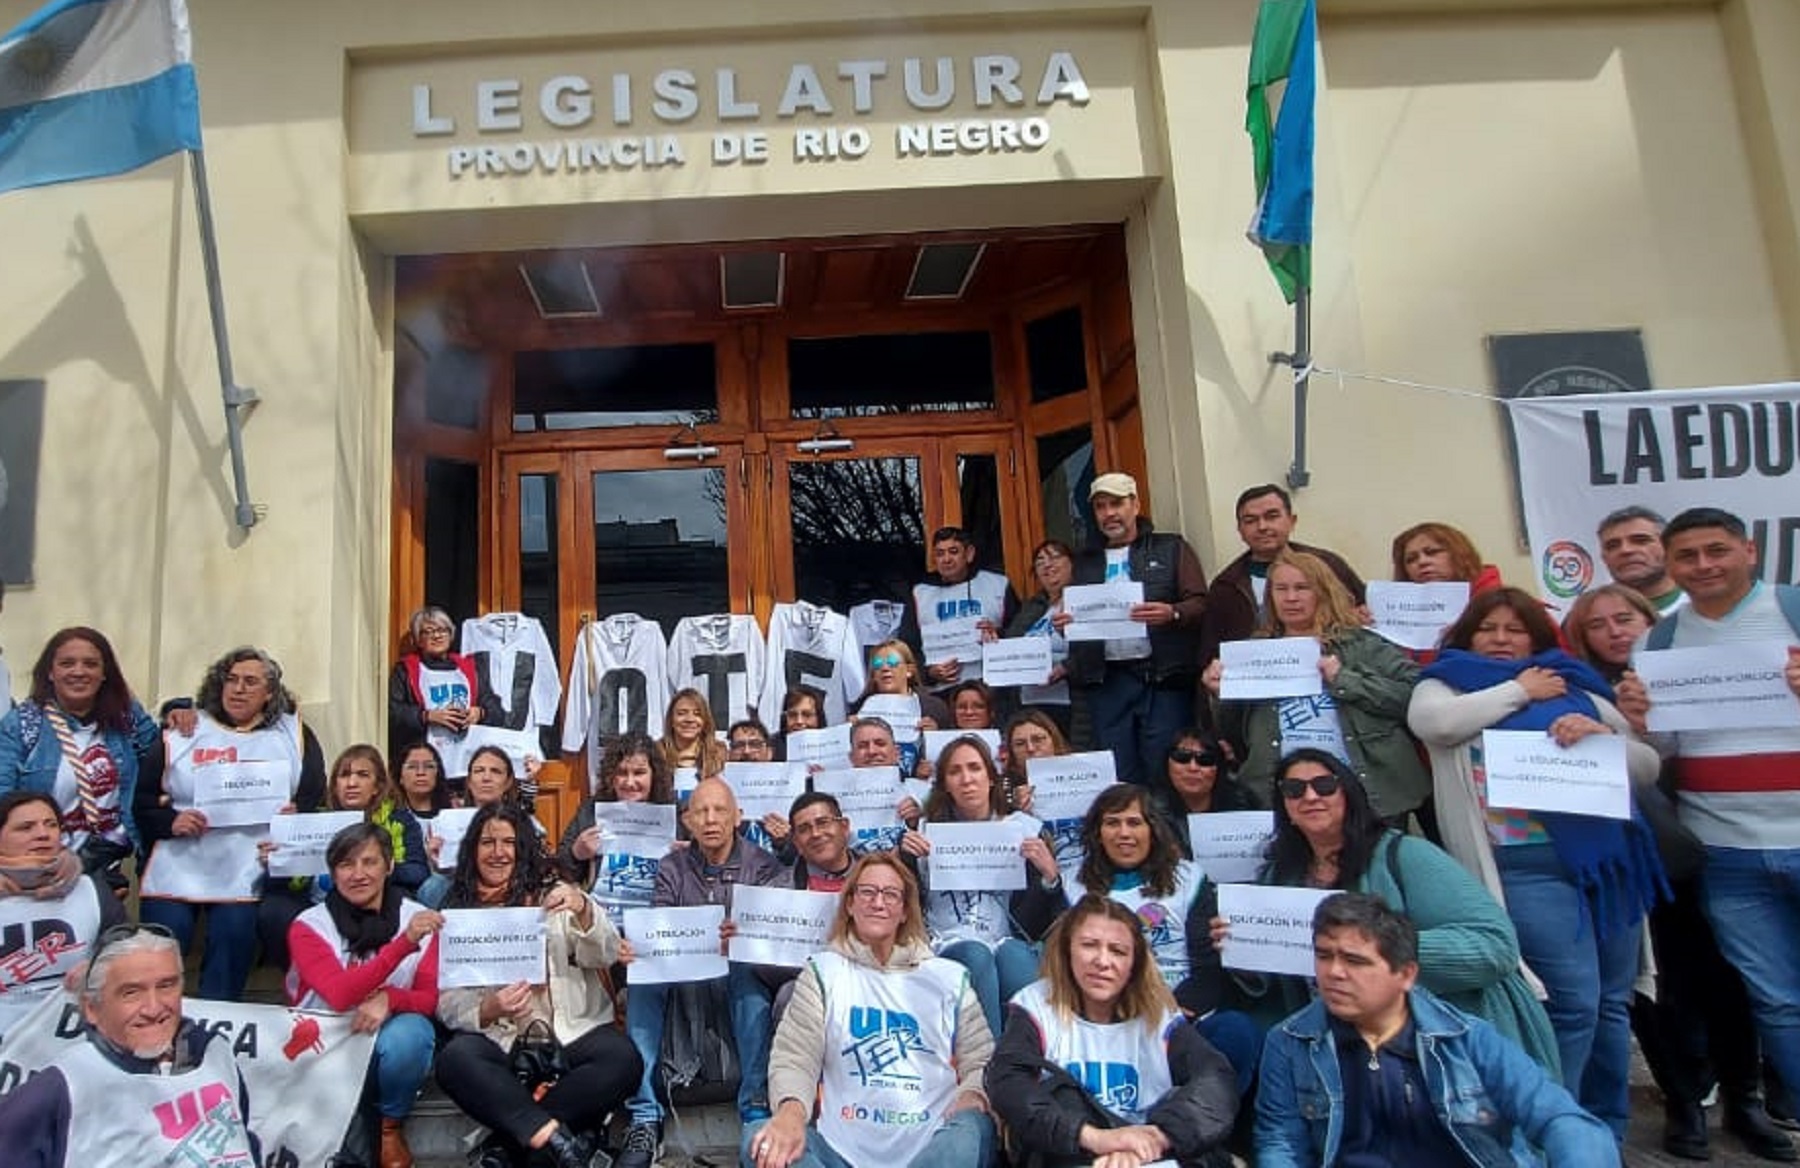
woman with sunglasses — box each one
[1158,729,1259,843]
[1213,749,1559,1071]
[387,606,502,778]
[1002,539,1078,741]
[287,822,442,1168]
[1409,587,1666,1139]
[853,640,950,771]
[987,895,1238,1168]
[743,853,996,1168]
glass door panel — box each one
[771,440,941,612]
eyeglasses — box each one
[870,653,904,670]
[1278,776,1342,800]
[852,885,904,906]
[1169,748,1220,767]
[793,815,844,838]
[728,739,767,753]
[223,673,267,690]
[84,923,177,992]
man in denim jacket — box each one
[1256,893,1616,1167]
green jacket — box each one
[1220,627,1430,817]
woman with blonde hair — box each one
[988,895,1238,1168]
[658,687,725,780]
[852,638,951,773]
[743,852,995,1168]
[1202,549,1428,823]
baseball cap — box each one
[1089,472,1138,500]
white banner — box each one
[1218,884,1333,978]
[427,807,480,872]
[1186,811,1275,885]
[922,617,984,666]
[1509,383,1800,610]
[726,885,838,967]
[438,907,547,988]
[925,821,1027,892]
[785,723,852,768]
[1219,638,1323,700]
[266,811,365,878]
[1632,642,1800,732]
[722,762,808,822]
[625,905,728,984]
[982,638,1053,687]
[193,760,290,829]
[1480,730,1632,820]
[1064,581,1144,642]
[1026,751,1117,822]
[1366,581,1470,652]
[0,992,373,1168]
[591,801,678,860]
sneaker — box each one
[614,1122,660,1168]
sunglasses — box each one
[870,653,905,670]
[1168,748,1220,767]
[1278,776,1342,800]
[84,922,177,992]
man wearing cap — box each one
[1060,472,1208,788]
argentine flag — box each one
[0,0,201,195]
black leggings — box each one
[435,1023,642,1148]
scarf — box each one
[1421,649,1668,938]
[323,883,403,959]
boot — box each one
[538,1125,596,1168]
[377,1118,412,1168]
[1663,1098,1710,1161]
[1727,1097,1800,1163]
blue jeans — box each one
[1496,843,1636,1138]
[372,1012,436,1119]
[1086,669,1190,788]
[413,872,451,909]
[624,963,773,1124]
[939,938,1040,1037]
[741,1108,995,1168]
[1701,845,1800,1108]
[139,898,259,1002]
[1197,1009,1263,1098]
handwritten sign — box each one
[1219,637,1323,700]
[427,807,480,871]
[922,728,1003,767]
[982,638,1053,687]
[859,693,923,740]
[785,723,852,768]
[925,821,1027,892]
[625,905,728,984]
[1367,581,1470,652]
[814,767,906,851]
[266,811,365,878]
[722,762,808,822]
[922,617,984,666]
[438,906,546,988]
[591,801,677,860]
[1218,884,1333,977]
[1480,730,1631,820]
[1027,751,1118,823]
[1064,581,1144,642]
[1187,811,1275,884]
[193,760,290,828]
[726,885,838,967]
[1633,642,1800,732]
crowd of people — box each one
[0,476,1795,1168]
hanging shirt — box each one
[668,613,766,726]
[761,601,867,725]
[461,613,562,730]
[0,877,103,1036]
[849,600,908,649]
[1102,548,1153,661]
[562,615,671,786]
[1011,978,1180,1125]
[1277,692,1351,764]
[912,570,1013,688]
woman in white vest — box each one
[0,791,124,1038]
[138,646,325,1000]
[987,895,1238,1168]
[287,822,442,1168]
[745,852,996,1168]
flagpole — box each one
[187,147,261,530]
[1285,287,1312,490]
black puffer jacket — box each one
[1066,520,1208,687]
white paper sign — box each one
[193,759,291,828]
[427,807,480,871]
[1218,883,1334,977]
[982,638,1053,686]
[625,905,728,984]
[1064,581,1145,641]
[1480,730,1631,820]
[1633,642,1800,732]
[1186,812,1275,884]
[859,693,923,740]
[1027,751,1118,822]
[266,811,365,878]
[814,767,906,850]
[1366,581,1471,652]
[785,723,853,768]
[925,821,1027,892]
[439,906,547,988]
[592,801,677,860]
[1219,637,1323,699]
[722,762,808,822]
[140,829,266,901]
[922,617,984,665]
[727,885,838,967]
[922,728,1003,766]
[460,724,543,775]
[672,766,700,796]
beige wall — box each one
[0,0,1794,749]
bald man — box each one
[617,777,790,1168]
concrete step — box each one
[404,1093,742,1168]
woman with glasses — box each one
[1000,708,1070,816]
[853,639,950,773]
[1004,539,1079,742]
[988,895,1239,1168]
[386,606,502,781]
[1212,749,1558,1072]
[1158,728,1260,851]
[137,646,324,999]
[557,732,675,929]
[743,853,996,1168]
[287,822,442,1168]
[776,685,826,763]
[436,801,642,1168]
[394,741,456,818]
[947,680,997,731]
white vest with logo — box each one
[1062,859,1205,991]
[813,949,968,1165]
[1012,978,1178,1125]
[913,570,1011,685]
[285,898,433,1010]
[58,1031,256,1167]
[0,878,102,1036]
